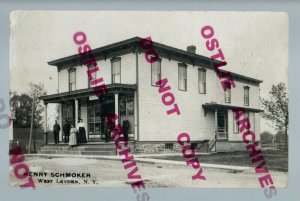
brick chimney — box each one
[187,45,196,54]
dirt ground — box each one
[9,156,288,188]
[147,150,288,172]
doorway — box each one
[217,111,228,139]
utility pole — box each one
[28,95,35,154]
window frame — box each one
[178,63,187,91]
[111,57,121,84]
[165,143,174,150]
[233,114,239,134]
[244,86,250,106]
[224,83,231,103]
[244,111,250,132]
[198,68,206,94]
[68,68,76,91]
[87,63,97,89]
[151,58,162,87]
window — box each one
[178,63,187,91]
[191,143,198,149]
[62,103,74,126]
[244,112,250,132]
[88,102,101,135]
[165,143,173,150]
[87,63,97,88]
[244,86,250,106]
[68,68,76,91]
[233,115,239,133]
[119,95,135,134]
[151,58,161,86]
[224,83,231,103]
[198,68,206,94]
[111,57,121,83]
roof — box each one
[48,36,262,84]
[202,103,264,113]
[40,84,136,104]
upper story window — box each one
[244,86,250,106]
[151,58,161,86]
[68,68,76,91]
[87,64,97,89]
[224,83,231,103]
[111,57,121,83]
[198,68,206,94]
[178,63,187,91]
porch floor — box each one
[38,141,135,156]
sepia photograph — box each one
[9,11,288,193]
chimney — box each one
[187,45,196,54]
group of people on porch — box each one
[52,116,130,147]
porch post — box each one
[114,93,119,126]
[215,108,218,139]
[75,99,79,126]
[58,103,63,142]
[44,103,48,145]
[44,103,48,132]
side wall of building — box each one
[137,53,218,142]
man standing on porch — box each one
[122,115,130,141]
[53,120,61,144]
[104,118,111,142]
[63,119,71,143]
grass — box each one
[148,149,288,172]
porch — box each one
[202,103,263,152]
[37,141,135,156]
[40,84,137,144]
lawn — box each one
[148,149,288,172]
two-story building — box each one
[40,37,263,153]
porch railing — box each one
[216,128,228,140]
[208,133,216,152]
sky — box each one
[10,11,288,133]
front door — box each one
[100,98,115,140]
[217,111,228,139]
[119,94,135,141]
[87,95,115,141]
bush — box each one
[260,131,274,144]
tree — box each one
[261,82,288,150]
[28,82,47,153]
[10,83,47,128]
[260,131,274,144]
[10,93,33,128]
[27,82,47,128]
[275,130,285,142]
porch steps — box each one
[208,137,216,152]
[37,144,117,156]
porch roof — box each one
[40,84,136,104]
[202,103,264,113]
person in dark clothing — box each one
[77,119,87,144]
[63,119,71,143]
[122,116,130,141]
[104,118,111,142]
[53,120,61,144]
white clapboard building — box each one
[40,37,263,154]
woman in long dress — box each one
[69,124,77,147]
[77,119,87,144]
